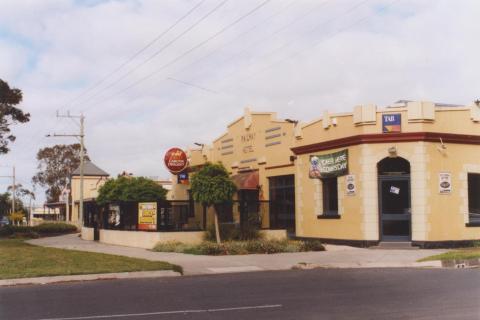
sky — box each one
[0,0,479,205]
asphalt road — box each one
[0,268,479,320]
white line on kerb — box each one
[37,304,283,320]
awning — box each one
[231,171,259,190]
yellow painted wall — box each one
[70,175,108,224]
[295,104,480,242]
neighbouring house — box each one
[70,161,109,225]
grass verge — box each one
[418,248,480,262]
[0,239,181,279]
[153,239,325,255]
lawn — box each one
[418,247,480,262]
[0,239,181,279]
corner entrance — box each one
[377,157,411,241]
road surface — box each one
[1,268,478,320]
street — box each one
[1,268,479,320]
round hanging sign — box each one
[164,147,188,174]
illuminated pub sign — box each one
[164,147,188,174]
[309,149,348,178]
[138,202,157,231]
[382,114,401,133]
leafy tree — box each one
[7,183,35,201]
[32,144,89,202]
[0,192,27,218]
[190,162,237,244]
[97,176,167,205]
[0,79,30,154]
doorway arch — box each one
[377,157,411,241]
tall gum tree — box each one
[32,144,89,202]
[0,79,30,154]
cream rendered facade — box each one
[292,102,480,246]
[173,102,480,246]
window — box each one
[322,177,338,216]
[268,175,295,230]
[468,173,480,224]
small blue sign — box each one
[382,114,401,133]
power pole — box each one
[0,165,15,214]
[46,111,85,228]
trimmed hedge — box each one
[0,223,78,238]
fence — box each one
[83,199,292,232]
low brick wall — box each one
[81,227,94,241]
[99,229,205,249]
[260,229,287,240]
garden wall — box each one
[99,229,205,249]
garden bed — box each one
[153,239,325,255]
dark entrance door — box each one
[238,189,259,228]
[377,157,411,241]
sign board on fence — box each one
[309,149,348,178]
[138,202,157,231]
[439,172,452,194]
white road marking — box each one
[37,304,282,320]
[207,266,263,273]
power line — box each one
[73,0,230,109]
[227,0,399,90]
[65,0,206,109]
[10,1,208,154]
[86,0,271,109]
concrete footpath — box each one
[0,234,448,286]
[19,234,446,278]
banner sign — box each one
[439,172,452,194]
[164,147,188,174]
[138,202,157,231]
[382,114,401,133]
[346,174,356,195]
[309,149,348,178]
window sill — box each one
[465,222,480,227]
[317,214,341,219]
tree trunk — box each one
[213,210,221,244]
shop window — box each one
[322,177,338,216]
[468,173,480,224]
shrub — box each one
[34,223,77,234]
[0,223,77,238]
[153,239,326,255]
[204,222,263,242]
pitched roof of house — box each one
[72,161,109,177]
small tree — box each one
[97,176,167,205]
[190,162,237,244]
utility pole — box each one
[46,111,85,228]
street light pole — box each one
[12,166,15,214]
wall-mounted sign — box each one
[346,174,356,195]
[439,172,452,194]
[108,204,121,227]
[382,114,401,133]
[309,149,348,178]
[177,171,189,185]
[164,147,188,174]
[138,202,157,231]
